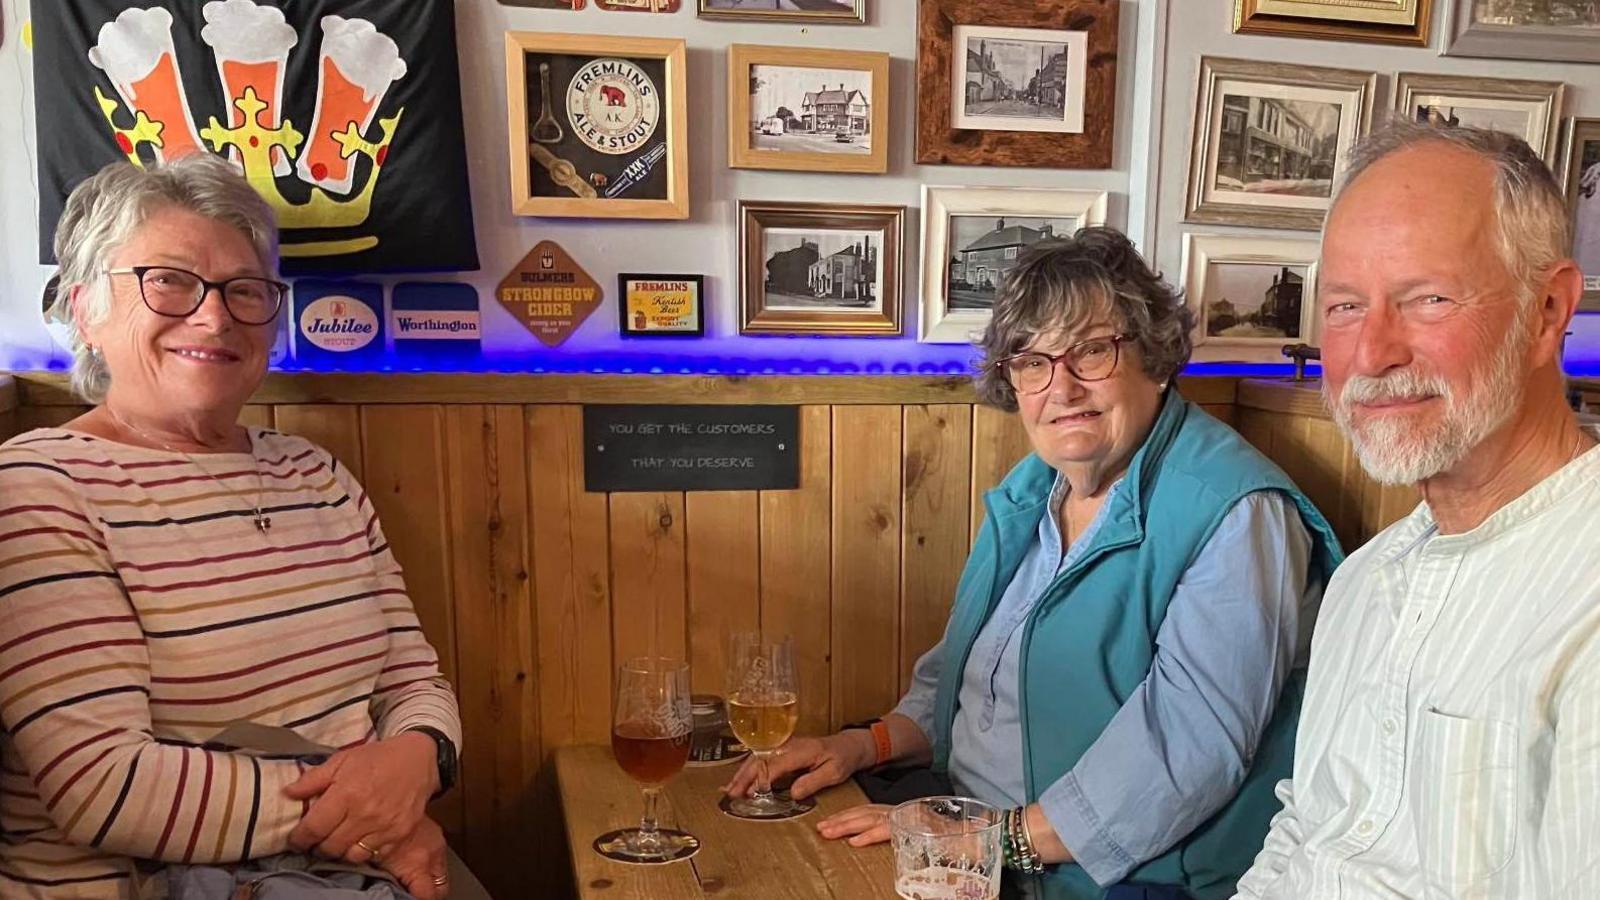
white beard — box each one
[1327,317,1531,485]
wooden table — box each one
[556,744,899,899]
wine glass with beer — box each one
[593,657,700,864]
[721,633,815,820]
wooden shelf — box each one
[1236,377,1329,419]
[6,371,1239,408]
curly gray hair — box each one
[975,227,1193,411]
[49,154,279,403]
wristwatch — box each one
[408,726,459,798]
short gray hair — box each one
[975,227,1194,410]
[1330,119,1571,305]
[50,154,279,403]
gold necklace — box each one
[107,407,272,534]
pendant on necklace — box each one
[254,512,272,534]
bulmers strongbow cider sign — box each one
[496,240,603,347]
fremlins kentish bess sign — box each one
[33,0,478,275]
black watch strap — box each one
[840,716,883,732]
[408,726,458,798]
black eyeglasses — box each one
[996,333,1136,395]
[105,265,288,326]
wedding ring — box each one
[432,874,449,886]
[355,839,381,860]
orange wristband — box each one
[869,720,893,767]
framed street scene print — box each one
[1442,0,1600,64]
[738,201,904,336]
[1395,72,1565,162]
[1562,118,1600,310]
[728,44,889,174]
[699,0,866,24]
[915,0,1117,168]
[1232,0,1433,46]
[618,274,706,336]
[505,32,689,219]
[950,25,1087,134]
[1180,233,1321,364]
[918,185,1107,344]
[1186,57,1376,231]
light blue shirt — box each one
[894,474,1318,887]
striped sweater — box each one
[0,427,462,899]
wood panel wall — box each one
[0,372,1412,898]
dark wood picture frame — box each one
[738,200,904,337]
[617,273,706,337]
[915,0,1117,169]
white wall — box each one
[0,0,1153,372]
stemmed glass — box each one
[720,632,815,820]
[593,657,700,864]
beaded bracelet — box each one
[1002,806,1046,874]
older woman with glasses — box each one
[0,156,462,899]
[726,228,1344,900]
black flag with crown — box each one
[33,0,478,275]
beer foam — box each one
[317,16,407,100]
[201,0,297,62]
[88,7,176,82]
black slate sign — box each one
[584,405,799,492]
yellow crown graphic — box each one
[89,5,408,259]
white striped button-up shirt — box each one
[1236,427,1600,900]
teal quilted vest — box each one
[930,389,1343,899]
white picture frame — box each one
[1186,57,1377,231]
[949,25,1088,134]
[918,185,1107,344]
[1394,72,1566,163]
[1441,0,1600,64]
[1180,233,1321,364]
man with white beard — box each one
[1234,121,1599,899]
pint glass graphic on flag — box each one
[201,0,298,175]
[88,7,206,162]
[295,16,407,195]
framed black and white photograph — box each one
[1442,0,1600,64]
[919,185,1107,343]
[738,200,904,336]
[950,25,1087,134]
[1395,72,1566,163]
[1180,233,1321,363]
[728,44,889,173]
[699,0,867,24]
[1186,57,1376,231]
[1562,118,1600,310]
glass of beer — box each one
[722,633,814,820]
[593,657,699,864]
[890,797,1003,900]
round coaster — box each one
[593,828,700,865]
[718,791,817,821]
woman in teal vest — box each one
[726,228,1343,899]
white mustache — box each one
[1338,367,1451,408]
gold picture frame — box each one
[738,200,904,336]
[1186,57,1377,231]
[505,32,689,219]
[1561,117,1600,311]
[728,44,889,174]
[1232,0,1433,46]
[1394,72,1566,164]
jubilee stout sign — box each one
[584,405,800,492]
[497,240,602,346]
